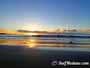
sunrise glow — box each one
[21,23,47,31]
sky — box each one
[0,0,90,31]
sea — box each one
[0,32,90,67]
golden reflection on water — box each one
[27,43,37,48]
[0,40,27,45]
[0,39,65,48]
[0,38,90,48]
[26,39,38,48]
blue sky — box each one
[0,0,90,30]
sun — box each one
[22,23,46,31]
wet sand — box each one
[0,45,90,67]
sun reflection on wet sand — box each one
[27,43,37,48]
[26,38,38,48]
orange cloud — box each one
[0,28,25,35]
